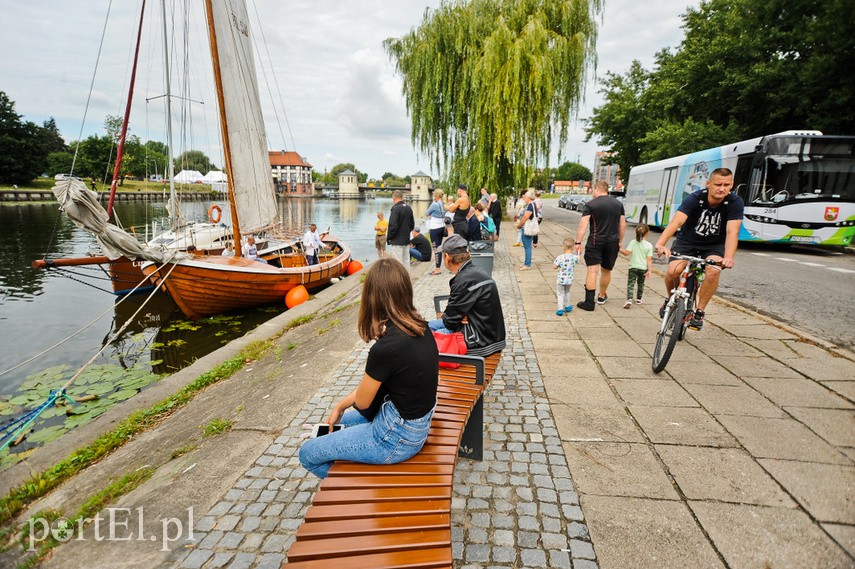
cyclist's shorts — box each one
[670,240,724,263]
[584,241,620,270]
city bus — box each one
[624,131,855,246]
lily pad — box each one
[108,389,137,402]
[26,425,66,445]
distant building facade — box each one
[270,150,313,195]
[338,169,360,198]
[593,151,623,190]
[554,180,590,194]
[410,171,432,201]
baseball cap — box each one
[437,234,469,254]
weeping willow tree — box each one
[385,0,602,196]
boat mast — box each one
[204,0,241,254]
[161,0,178,230]
[106,0,147,219]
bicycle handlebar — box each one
[669,253,720,267]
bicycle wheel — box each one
[652,300,685,373]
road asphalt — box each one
[3,212,852,569]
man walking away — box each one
[387,189,415,268]
[575,181,626,310]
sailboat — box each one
[140,0,351,320]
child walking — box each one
[553,237,580,316]
[619,224,653,308]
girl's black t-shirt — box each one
[362,323,439,420]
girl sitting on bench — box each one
[298,258,439,478]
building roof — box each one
[339,169,356,176]
[269,150,312,168]
[412,170,431,178]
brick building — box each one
[269,150,313,195]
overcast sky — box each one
[1,0,698,179]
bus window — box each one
[734,155,753,201]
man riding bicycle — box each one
[654,167,744,330]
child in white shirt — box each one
[553,237,580,316]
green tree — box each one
[586,0,855,182]
[584,61,652,184]
[330,163,367,183]
[174,150,216,173]
[556,161,592,181]
[385,0,602,197]
[0,92,64,184]
[46,151,74,177]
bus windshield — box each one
[755,137,855,203]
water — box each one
[0,196,427,397]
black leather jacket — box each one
[441,260,506,357]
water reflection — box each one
[0,196,412,396]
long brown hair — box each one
[357,259,427,342]
[635,223,649,242]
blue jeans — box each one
[521,233,533,266]
[298,400,434,478]
[409,248,425,261]
[428,318,452,334]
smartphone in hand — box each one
[311,423,344,437]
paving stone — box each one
[179,549,212,569]
[521,548,548,567]
[217,531,244,549]
[197,530,223,550]
[549,549,573,569]
[207,552,233,568]
[570,539,597,559]
[465,543,490,562]
[225,552,255,569]
[255,553,286,569]
[493,546,517,563]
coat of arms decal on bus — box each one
[824,207,839,221]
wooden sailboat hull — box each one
[141,244,352,320]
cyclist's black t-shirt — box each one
[675,190,745,247]
[580,196,625,246]
[362,323,438,420]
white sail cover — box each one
[209,0,277,234]
[52,178,178,263]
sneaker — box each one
[556,310,564,316]
[623,300,632,309]
[564,306,573,313]
[635,298,643,304]
[659,300,668,318]
[513,242,521,247]
[688,309,705,330]
[596,294,608,305]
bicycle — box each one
[652,254,719,373]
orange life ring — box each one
[208,204,222,223]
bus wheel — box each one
[639,208,648,225]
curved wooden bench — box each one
[283,350,502,568]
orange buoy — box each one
[285,285,309,308]
[207,203,222,223]
[346,260,363,275]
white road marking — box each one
[751,252,770,257]
[776,257,798,262]
[827,268,855,274]
[799,262,826,267]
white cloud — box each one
[0,0,698,177]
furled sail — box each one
[52,178,181,263]
[208,0,277,234]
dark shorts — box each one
[584,241,620,270]
[670,240,724,262]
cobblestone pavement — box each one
[174,239,598,568]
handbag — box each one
[523,217,539,236]
[433,330,467,369]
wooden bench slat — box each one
[304,499,450,522]
[284,546,452,568]
[287,529,451,562]
[296,513,450,540]
[310,486,451,505]
[327,462,454,476]
[320,474,452,490]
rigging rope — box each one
[0,256,172,380]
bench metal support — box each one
[438,353,485,461]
